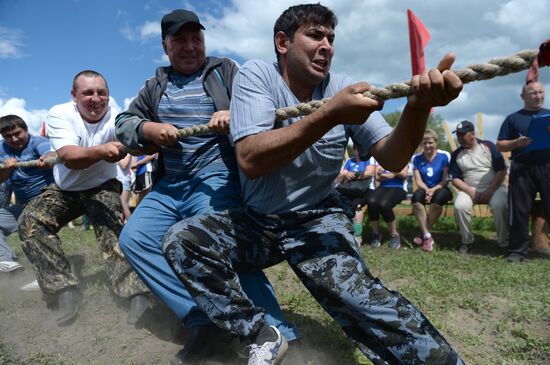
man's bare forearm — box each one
[236,108,334,179]
[371,105,430,171]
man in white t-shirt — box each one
[18,70,148,326]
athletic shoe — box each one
[247,325,288,365]
[422,236,434,252]
[413,235,423,246]
[388,234,401,249]
[506,253,526,263]
[20,280,40,291]
[459,244,469,255]
[354,234,363,246]
[0,260,23,273]
[369,233,381,248]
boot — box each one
[56,287,82,326]
[127,294,149,325]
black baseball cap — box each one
[453,120,475,134]
[161,9,205,39]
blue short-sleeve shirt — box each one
[412,150,450,188]
[0,135,54,204]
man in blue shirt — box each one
[162,4,465,365]
[497,81,550,262]
[0,115,54,273]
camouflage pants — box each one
[164,194,465,365]
[18,180,148,298]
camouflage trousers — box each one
[164,194,465,365]
[19,179,148,298]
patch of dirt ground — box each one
[0,255,354,365]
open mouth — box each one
[312,59,327,69]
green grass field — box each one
[1,215,549,365]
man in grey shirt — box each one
[163,4,464,365]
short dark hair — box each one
[72,70,109,93]
[273,3,337,60]
[0,114,28,135]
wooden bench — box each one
[392,201,493,218]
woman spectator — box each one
[411,129,453,252]
[365,163,409,249]
[336,145,376,245]
[116,154,133,223]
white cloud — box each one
[0,26,25,59]
[123,97,135,111]
[0,98,47,135]
[486,0,550,42]
[139,21,161,41]
[121,21,160,43]
[0,96,125,136]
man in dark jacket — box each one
[115,9,297,364]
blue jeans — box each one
[0,204,24,261]
[119,171,298,340]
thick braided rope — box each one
[0,157,59,169]
[275,49,538,121]
[2,49,538,168]
[176,123,212,138]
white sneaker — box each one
[0,260,23,273]
[21,280,40,291]
[247,326,288,365]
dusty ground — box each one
[1,225,548,365]
[0,252,354,365]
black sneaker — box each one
[388,234,401,249]
[369,233,381,248]
[506,253,526,263]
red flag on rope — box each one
[526,39,550,84]
[407,9,431,76]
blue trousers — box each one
[119,171,298,340]
[0,204,24,261]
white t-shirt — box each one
[116,161,131,184]
[46,102,117,191]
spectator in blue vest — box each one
[411,129,453,252]
[335,145,375,245]
[365,162,409,249]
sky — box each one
[0,0,549,142]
